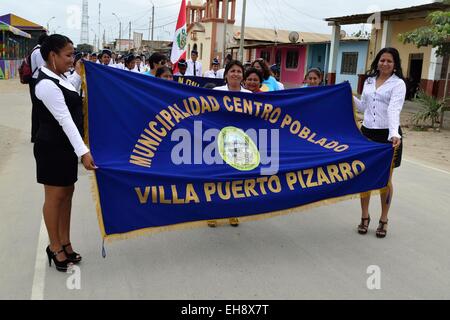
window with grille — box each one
[286,50,299,69]
[341,52,358,75]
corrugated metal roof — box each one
[325,2,450,25]
[232,26,330,44]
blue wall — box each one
[335,41,369,91]
[307,44,327,73]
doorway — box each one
[407,53,423,100]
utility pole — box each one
[113,13,121,52]
[238,0,247,62]
[98,3,101,50]
[222,0,228,64]
[119,22,122,52]
[148,17,151,41]
[151,5,155,41]
[129,21,132,51]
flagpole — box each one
[238,0,247,63]
[170,0,187,74]
[222,0,228,64]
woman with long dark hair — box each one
[251,58,279,91]
[155,66,174,81]
[353,47,406,238]
[35,34,97,271]
[243,67,264,93]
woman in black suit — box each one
[34,34,97,271]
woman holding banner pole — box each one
[353,47,406,238]
[34,34,97,271]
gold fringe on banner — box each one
[81,70,395,244]
[100,186,389,243]
[80,63,107,241]
[80,63,90,146]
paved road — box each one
[1,81,449,299]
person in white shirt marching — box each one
[186,49,202,76]
[124,54,139,72]
[133,55,144,73]
[210,60,251,228]
[217,54,232,79]
[173,59,188,76]
[204,58,221,78]
[34,34,97,272]
[98,49,112,66]
[213,60,251,93]
[353,47,406,238]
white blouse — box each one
[35,66,89,157]
[30,45,45,79]
[213,85,252,93]
[354,74,406,140]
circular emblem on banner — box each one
[177,29,187,50]
[218,126,260,171]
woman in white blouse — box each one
[34,35,97,271]
[213,60,251,93]
[353,47,406,238]
[209,60,250,227]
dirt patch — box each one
[0,124,22,173]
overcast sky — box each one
[1,0,435,45]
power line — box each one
[155,1,180,9]
[278,0,324,21]
[133,20,177,31]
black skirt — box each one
[34,141,78,186]
[361,125,403,168]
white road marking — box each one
[404,158,450,175]
[30,217,47,300]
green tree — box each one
[400,1,450,127]
[400,9,450,57]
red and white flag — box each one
[170,0,187,74]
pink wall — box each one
[255,45,306,87]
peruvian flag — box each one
[170,0,187,74]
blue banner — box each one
[173,75,225,88]
[83,62,394,241]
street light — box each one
[112,13,122,52]
[46,16,55,34]
[91,28,98,51]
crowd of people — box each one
[70,48,325,91]
[27,33,405,272]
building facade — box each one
[186,0,237,72]
[335,40,369,91]
[325,2,450,98]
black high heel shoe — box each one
[62,243,82,264]
[46,246,73,272]
[376,219,388,238]
[357,215,371,234]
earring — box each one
[52,59,56,71]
